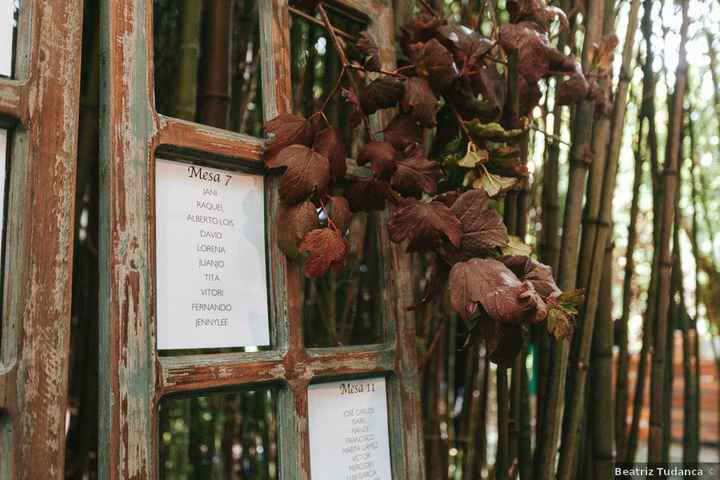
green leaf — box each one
[466,119,525,142]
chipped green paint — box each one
[99,0,425,479]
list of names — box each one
[155,158,270,350]
[308,378,393,480]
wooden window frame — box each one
[98,0,425,478]
[0,0,83,477]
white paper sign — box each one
[0,0,14,77]
[308,377,393,480]
[155,158,270,350]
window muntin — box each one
[152,0,264,137]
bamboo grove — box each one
[61,0,720,478]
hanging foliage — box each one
[262,0,585,365]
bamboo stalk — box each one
[198,0,233,127]
[647,0,689,461]
[497,367,510,480]
[591,241,615,478]
[174,0,202,121]
[535,2,607,477]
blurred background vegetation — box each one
[64,0,720,478]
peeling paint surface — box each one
[0,0,83,478]
[98,0,425,479]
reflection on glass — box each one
[153,0,263,137]
[303,212,385,347]
[289,7,385,347]
[289,4,366,157]
[0,0,19,77]
[159,388,278,479]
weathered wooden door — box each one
[99,0,425,478]
[0,0,83,477]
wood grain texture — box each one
[99,0,426,478]
[0,0,83,478]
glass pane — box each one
[289,8,385,348]
[302,212,385,347]
[153,0,263,137]
[159,388,278,479]
[289,3,366,157]
[0,0,19,77]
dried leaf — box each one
[401,77,438,127]
[325,195,352,233]
[383,113,423,150]
[399,13,445,50]
[500,236,532,257]
[450,189,509,257]
[299,228,348,278]
[499,21,577,84]
[457,142,489,168]
[410,38,458,91]
[263,113,314,160]
[277,201,320,258]
[547,307,574,340]
[266,144,330,204]
[313,127,346,182]
[357,142,398,180]
[344,178,388,212]
[357,30,381,71]
[557,70,590,106]
[499,254,560,297]
[391,147,443,197]
[448,258,548,324]
[360,77,404,114]
[590,34,619,72]
[388,200,462,252]
[473,172,518,198]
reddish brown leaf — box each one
[325,195,352,233]
[436,24,493,70]
[383,113,423,150]
[499,22,577,84]
[401,77,438,127]
[266,144,330,205]
[357,30,381,71]
[556,71,590,106]
[479,319,526,366]
[448,258,548,324]
[299,228,348,278]
[313,127,346,182]
[388,200,461,252]
[590,34,619,72]
[410,38,458,91]
[357,142,398,180]
[360,77,404,114]
[277,201,320,258]
[499,255,561,297]
[450,189,509,257]
[391,147,443,197]
[344,178,388,212]
[399,13,445,49]
[263,113,314,160]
